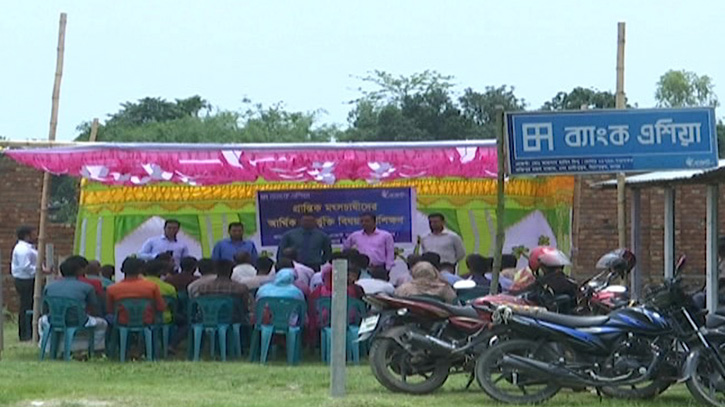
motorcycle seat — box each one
[513,308,610,327]
[407,295,480,319]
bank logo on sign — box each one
[522,123,554,152]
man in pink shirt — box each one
[343,212,395,272]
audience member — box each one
[356,266,395,295]
[232,252,257,280]
[106,257,165,325]
[100,264,115,282]
[282,248,315,289]
[394,261,457,303]
[465,254,493,288]
[495,254,518,292]
[85,260,113,289]
[187,258,217,298]
[165,256,199,292]
[439,262,463,286]
[40,255,107,353]
[232,256,275,290]
[143,259,178,323]
[311,252,347,291]
[196,260,253,323]
[256,259,305,301]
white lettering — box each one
[522,123,554,152]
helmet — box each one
[595,248,636,276]
[528,246,571,273]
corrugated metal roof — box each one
[595,159,725,188]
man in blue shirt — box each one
[40,255,108,354]
[138,219,189,268]
[212,222,258,263]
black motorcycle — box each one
[475,256,725,406]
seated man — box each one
[439,262,463,286]
[143,259,178,324]
[106,257,165,326]
[356,266,395,296]
[85,260,114,289]
[187,258,217,298]
[100,264,115,283]
[197,260,253,323]
[233,256,275,290]
[40,255,108,353]
[165,256,199,292]
[232,252,257,281]
[282,248,314,291]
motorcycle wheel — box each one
[599,380,673,399]
[369,338,450,394]
[475,339,561,404]
[686,349,725,407]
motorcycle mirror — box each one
[453,279,477,290]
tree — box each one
[541,87,619,111]
[459,86,526,138]
[655,70,719,108]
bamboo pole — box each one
[0,253,4,360]
[490,106,506,295]
[31,12,67,343]
[616,22,627,249]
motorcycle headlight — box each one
[397,308,408,316]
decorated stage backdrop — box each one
[74,177,574,276]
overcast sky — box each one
[1,1,723,141]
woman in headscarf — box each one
[256,259,305,301]
[394,261,457,303]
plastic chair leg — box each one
[249,328,260,362]
[208,329,217,359]
[87,327,95,358]
[347,326,360,364]
[232,324,242,358]
[64,328,78,361]
[259,325,274,364]
[218,326,228,362]
[193,326,203,361]
[288,327,301,365]
[119,328,128,363]
[162,325,171,359]
[39,326,51,361]
[320,328,328,363]
[144,328,154,361]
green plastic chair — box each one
[317,297,368,364]
[111,298,154,362]
[457,287,491,304]
[249,297,306,365]
[187,296,242,361]
[153,295,177,359]
[39,297,95,361]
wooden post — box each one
[490,106,506,295]
[32,12,67,343]
[615,22,627,249]
[330,258,348,397]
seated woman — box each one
[394,261,457,303]
[256,259,305,301]
[307,264,365,347]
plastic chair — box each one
[317,297,368,364]
[249,297,306,365]
[153,295,177,359]
[457,287,491,304]
[39,297,94,361]
[111,298,154,362]
[188,296,242,361]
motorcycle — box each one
[475,255,725,406]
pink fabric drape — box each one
[4,145,497,185]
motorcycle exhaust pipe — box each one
[502,354,591,386]
[404,331,458,355]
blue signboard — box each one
[506,108,718,175]
[257,188,413,247]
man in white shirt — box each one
[11,226,38,341]
[421,213,466,269]
[138,219,189,269]
[356,265,395,296]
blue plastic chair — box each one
[111,298,154,362]
[188,296,243,361]
[39,297,95,361]
[317,297,368,364]
[153,295,177,359]
[249,297,306,365]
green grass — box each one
[0,323,704,407]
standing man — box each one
[138,219,189,269]
[421,213,466,268]
[11,226,37,341]
[343,212,395,273]
[277,214,331,271]
[212,222,258,263]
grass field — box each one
[0,323,706,407]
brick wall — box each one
[0,156,75,314]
